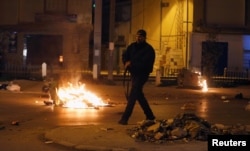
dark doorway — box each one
[201,41,228,76]
[25,35,63,66]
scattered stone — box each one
[147,122,160,132]
[171,127,187,138]
[184,120,201,138]
[137,120,155,127]
[221,96,227,100]
[154,132,164,140]
[44,140,54,144]
[11,121,19,126]
[212,123,225,130]
[127,113,250,143]
[101,127,114,131]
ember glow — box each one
[202,79,208,92]
[197,74,208,92]
[57,83,108,108]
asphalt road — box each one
[0,79,250,151]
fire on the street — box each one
[202,79,208,92]
[56,82,108,109]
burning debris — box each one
[56,82,110,109]
[177,68,207,91]
[41,79,113,108]
[127,113,250,143]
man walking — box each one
[118,29,155,125]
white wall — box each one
[217,35,243,70]
[190,33,204,70]
[190,33,244,72]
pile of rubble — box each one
[127,113,250,143]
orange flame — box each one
[202,79,208,92]
[57,83,107,108]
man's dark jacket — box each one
[122,41,155,75]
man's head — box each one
[136,29,146,43]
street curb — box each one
[44,126,136,151]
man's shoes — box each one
[118,120,128,125]
[137,119,156,126]
[146,116,155,121]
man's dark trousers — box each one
[121,73,155,121]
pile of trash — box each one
[0,81,21,91]
[127,113,250,143]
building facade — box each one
[123,0,250,76]
[0,0,93,78]
[1,0,250,79]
